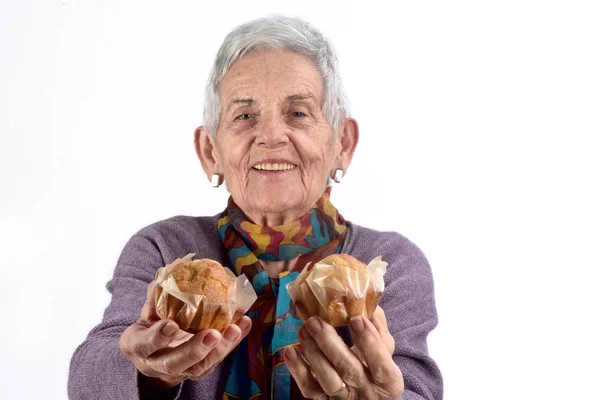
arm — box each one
[379,234,443,400]
[68,233,184,399]
[284,232,443,400]
[69,228,252,400]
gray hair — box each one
[203,15,349,135]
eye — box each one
[291,111,306,118]
[236,113,252,121]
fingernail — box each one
[350,316,364,332]
[161,322,177,337]
[298,326,306,340]
[307,317,321,334]
[240,316,252,330]
[299,326,313,341]
[203,331,221,346]
[284,346,297,361]
[224,326,240,342]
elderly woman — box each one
[69,15,442,400]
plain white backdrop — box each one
[1,1,599,399]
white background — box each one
[1,1,599,399]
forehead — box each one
[219,50,324,103]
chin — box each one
[253,191,303,214]
[255,199,298,214]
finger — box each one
[120,318,179,359]
[284,345,327,400]
[146,328,222,376]
[140,281,159,322]
[236,316,252,338]
[370,306,395,355]
[184,317,252,377]
[166,329,195,348]
[299,323,360,395]
[303,317,367,387]
[350,345,365,364]
[371,306,389,332]
[349,316,403,391]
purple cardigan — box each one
[68,214,443,399]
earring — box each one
[333,169,343,183]
[211,174,222,188]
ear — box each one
[333,117,359,177]
[194,126,220,183]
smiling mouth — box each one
[252,162,297,171]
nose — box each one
[256,113,289,148]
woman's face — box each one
[208,50,345,224]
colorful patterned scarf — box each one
[218,186,347,400]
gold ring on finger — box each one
[323,381,348,399]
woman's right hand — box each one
[119,281,252,388]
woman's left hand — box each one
[284,306,404,400]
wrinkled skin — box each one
[119,282,252,389]
[283,307,404,400]
[120,50,403,397]
[195,50,358,226]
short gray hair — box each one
[203,15,349,135]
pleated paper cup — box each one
[155,253,257,333]
[287,256,387,327]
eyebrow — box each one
[226,98,255,113]
[231,98,254,105]
[226,93,318,113]
[286,93,318,104]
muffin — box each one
[155,254,257,333]
[286,254,387,327]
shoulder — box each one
[136,214,221,240]
[344,221,430,270]
[126,213,226,265]
[344,221,435,300]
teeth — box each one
[253,163,297,171]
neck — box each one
[244,209,308,226]
[260,258,299,278]
[232,184,333,227]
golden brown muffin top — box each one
[319,254,366,272]
[171,259,232,303]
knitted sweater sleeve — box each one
[68,231,184,400]
[352,228,443,400]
